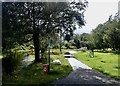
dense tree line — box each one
[92,14,120,50]
[72,13,120,50]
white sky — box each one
[74,0,119,34]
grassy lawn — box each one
[2,49,72,85]
[74,51,120,80]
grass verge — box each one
[74,51,120,80]
[0,55,2,59]
[2,50,72,85]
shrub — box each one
[70,46,76,49]
[80,47,87,52]
[53,44,60,49]
[2,51,24,75]
[65,43,70,49]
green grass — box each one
[3,49,72,85]
[74,51,120,80]
[0,55,2,59]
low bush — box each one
[53,44,60,49]
[80,47,87,52]
[2,51,24,75]
[65,43,70,49]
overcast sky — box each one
[74,0,119,34]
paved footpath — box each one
[66,57,92,70]
[51,68,119,85]
[50,51,120,85]
[0,59,2,86]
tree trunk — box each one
[32,3,40,62]
[33,33,40,63]
[60,43,62,53]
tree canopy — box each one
[2,1,88,62]
[80,13,120,50]
[72,13,120,51]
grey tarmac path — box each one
[0,59,2,86]
[51,68,120,85]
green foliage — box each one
[74,51,120,80]
[73,38,80,49]
[65,43,71,49]
[2,1,88,62]
[64,34,72,42]
[92,24,106,49]
[91,15,120,50]
[72,14,120,51]
[73,33,94,49]
[103,20,120,50]
[53,44,60,49]
[51,49,61,55]
[2,51,24,75]
[74,18,119,51]
[80,47,87,52]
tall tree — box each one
[2,1,88,62]
[103,20,120,50]
[92,24,106,49]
